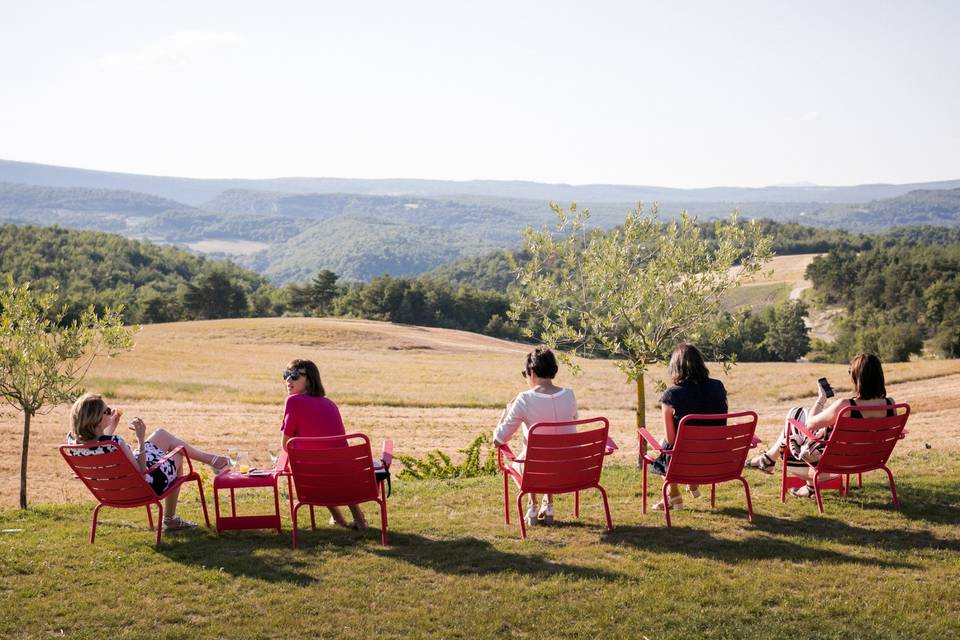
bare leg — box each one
[163,452,184,518]
[348,504,367,529]
[147,428,219,465]
[668,484,683,500]
[327,506,350,527]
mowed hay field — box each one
[3,316,960,506]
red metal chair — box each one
[287,433,388,548]
[59,442,210,546]
[638,411,758,527]
[496,417,614,539]
[782,403,910,513]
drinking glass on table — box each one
[227,448,239,472]
[237,450,249,474]
[267,446,279,468]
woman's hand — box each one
[129,417,147,443]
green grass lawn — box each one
[2,453,959,639]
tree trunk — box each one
[636,374,646,464]
[20,410,31,509]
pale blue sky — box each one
[1,1,957,188]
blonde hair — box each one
[71,392,106,443]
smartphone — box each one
[817,377,834,398]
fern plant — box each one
[397,434,499,480]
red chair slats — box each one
[59,442,210,546]
[781,403,910,512]
[638,411,759,527]
[496,417,614,539]
[287,433,389,548]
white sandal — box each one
[651,497,684,511]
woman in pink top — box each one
[492,347,577,527]
[280,358,366,529]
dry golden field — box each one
[3,316,959,507]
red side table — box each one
[213,470,285,534]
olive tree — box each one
[509,204,772,453]
[0,279,136,508]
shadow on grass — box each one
[158,528,319,585]
[601,518,915,568]
[369,531,622,581]
[860,482,960,525]
[729,511,960,552]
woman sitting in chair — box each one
[279,358,367,530]
[651,343,728,511]
[746,352,895,498]
[492,346,577,527]
[66,392,229,530]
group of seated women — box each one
[67,342,894,532]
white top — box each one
[493,387,578,457]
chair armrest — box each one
[637,428,666,463]
[147,445,192,475]
[786,418,828,444]
[496,443,527,470]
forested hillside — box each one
[0,225,279,324]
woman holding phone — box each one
[66,392,229,530]
[746,353,895,497]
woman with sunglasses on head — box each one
[492,346,577,527]
[746,352,894,497]
[66,392,229,530]
[279,358,366,530]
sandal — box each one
[651,497,684,511]
[163,516,198,531]
[209,455,231,475]
[789,484,816,499]
[328,516,357,530]
[746,453,776,474]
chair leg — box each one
[309,505,316,531]
[287,475,295,518]
[597,485,613,530]
[812,473,825,514]
[739,477,753,522]
[882,466,900,509]
[90,504,103,544]
[641,460,648,514]
[379,499,389,545]
[195,478,211,528]
[780,451,789,503]
[230,488,236,517]
[516,492,527,539]
[156,503,164,547]
[145,504,154,531]
[858,473,863,489]
[710,483,716,508]
[662,482,672,528]
[213,483,223,534]
[575,491,580,518]
[292,503,303,549]
[502,472,510,525]
[273,482,282,533]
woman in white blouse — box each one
[493,346,577,527]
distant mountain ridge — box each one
[3,158,960,284]
[3,158,959,206]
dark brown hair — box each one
[71,392,107,443]
[287,359,325,397]
[525,346,559,379]
[850,353,885,399]
[667,343,710,385]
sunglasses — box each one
[521,370,529,379]
[102,406,113,417]
[283,369,304,381]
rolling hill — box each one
[2,159,960,284]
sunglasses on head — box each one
[283,369,303,381]
[521,369,529,379]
